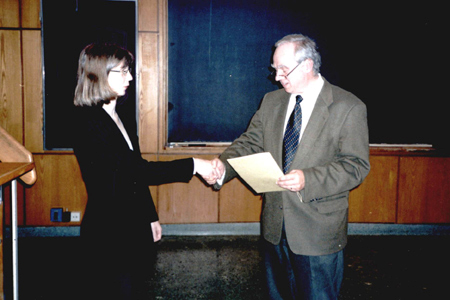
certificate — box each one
[227,152,285,193]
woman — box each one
[72,43,216,299]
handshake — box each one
[194,157,306,192]
[194,158,226,186]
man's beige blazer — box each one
[218,78,370,256]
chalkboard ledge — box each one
[161,143,449,157]
[369,144,449,157]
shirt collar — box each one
[299,74,324,102]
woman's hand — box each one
[151,221,162,242]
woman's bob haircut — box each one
[73,43,134,107]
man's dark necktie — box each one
[283,95,303,174]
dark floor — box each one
[3,235,450,299]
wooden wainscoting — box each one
[24,154,87,226]
[348,156,398,223]
[156,155,219,224]
[398,157,450,224]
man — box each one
[210,34,370,299]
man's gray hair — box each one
[275,34,322,75]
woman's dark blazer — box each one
[72,105,194,265]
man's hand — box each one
[211,158,225,184]
[194,158,225,185]
[276,169,305,192]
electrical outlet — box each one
[70,212,81,222]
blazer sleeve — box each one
[73,108,194,188]
[217,97,268,185]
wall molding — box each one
[5,223,450,238]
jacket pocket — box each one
[312,194,348,214]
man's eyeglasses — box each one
[110,68,132,76]
[270,61,302,79]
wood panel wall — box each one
[1,0,449,230]
[1,0,42,230]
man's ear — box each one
[300,58,314,74]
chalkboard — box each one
[168,0,448,148]
[42,0,137,150]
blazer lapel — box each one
[101,108,137,152]
[295,79,333,166]
[270,92,291,167]
[119,112,140,153]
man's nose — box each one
[274,71,284,81]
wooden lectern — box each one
[0,126,37,300]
